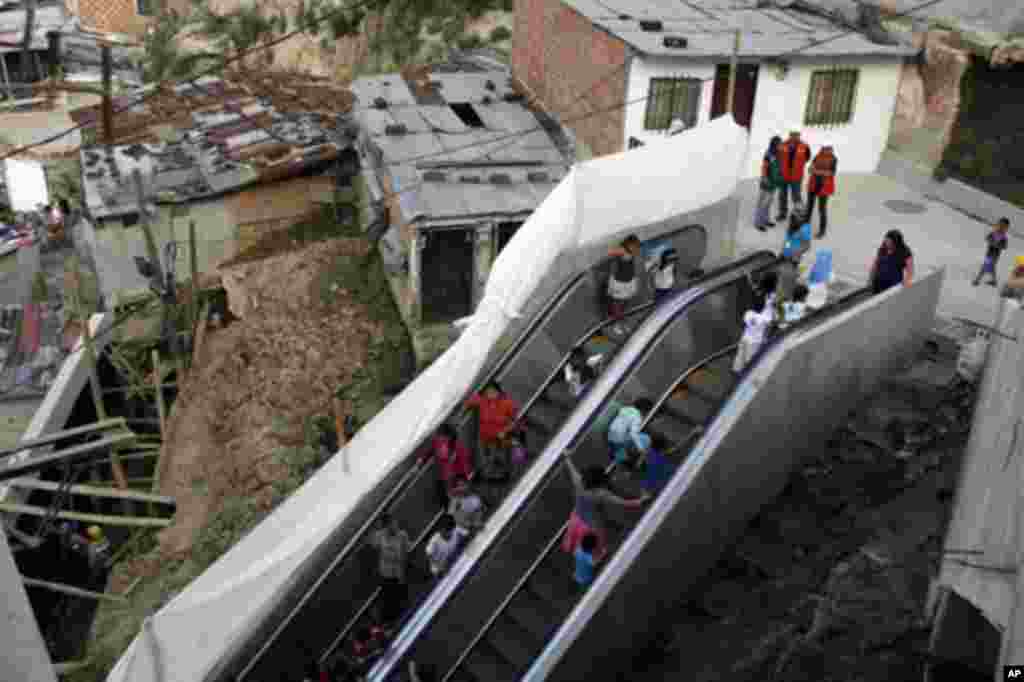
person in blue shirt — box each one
[639,432,674,494]
[607,398,655,467]
[781,212,812,265]
[574,533,599,590]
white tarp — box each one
[106,117,750,682]
[3,159,49,213]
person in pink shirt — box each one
[420,424,473,510]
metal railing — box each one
[233,267,594,681]
[311,252,779,671]
[439,344,731,682]
[366,252,781,682]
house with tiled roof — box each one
[512,0,916,177]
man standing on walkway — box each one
[806,144,838,239]
[755,136,784,231]
[776,127,811,223]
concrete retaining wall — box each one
[544,268,945,681]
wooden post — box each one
[189,218,198,336]
[101,43,113,145]
[725,28,740,120]
[132,169,164,285]
[22,577,128,604]
[82,316,128,489]
[0,502,173,528]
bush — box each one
[488,25,512,43]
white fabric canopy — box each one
[106,116,750,682]
[4,159,49,213]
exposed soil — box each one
[633,342,975,682]
[111,237,380,573]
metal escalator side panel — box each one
[522,287,876,682]
[365,252,780,682]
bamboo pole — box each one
[121,576,143,597]
[83,313,128,489]
[151,349,167,444]
[88,450,160,469]
[0,418,127,458]
[54,660,92,675]
[22,577,128,604]
[5,478,175,505]
[0,432,137,481]
[0,502,172,528]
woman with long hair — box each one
[869,229,914,294]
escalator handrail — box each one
[366,253,781,682]
[316,252,775,672]
[512,250,778,431]
[521,285,875,681]
[640,343,739,433]
[233,269,594,680]
[441,343,740,682]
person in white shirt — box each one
[426,514,466,577]
[780,284,809,329]
[733,299,773,373]
[564,347,603,398]
[448,476,486,534]
[647,248,678,302]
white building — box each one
[512,0,916,177]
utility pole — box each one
[101,43,113,145]
[132,168,164,287]
[725,28,741,120]
[46,31,60,108]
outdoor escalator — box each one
[365,276,873,682]
[228,243,776,682]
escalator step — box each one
[505,592,558,644]
[522,400,565,434]
[646,413,699,448]
[485,621,538,673]
[463,644,519,682]
[665,394,714,426]
[526,571,576,615]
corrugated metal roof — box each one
[350,74,417,107]
[355,64,571,224]
[562,0,916,58]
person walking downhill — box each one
[777,127,812,223]
[973,218,1010,287]
[464,381,519,487]
[606,235,643,336]
[755,136,784,231]
[420,424,473,510]
[806,144,837,239]
[561,458,649,563]
[869,230,914,295]
[369,513,412,626]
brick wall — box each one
[76,0,151,35]
[512,0,628,157]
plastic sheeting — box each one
[105,116,750,682]
[3,159,49,213]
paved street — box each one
[735,172,1020,327]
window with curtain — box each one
[804,69,859,126]
[643,77,702,131]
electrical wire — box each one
[0,0,948,165]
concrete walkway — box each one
[734,174,1022,327]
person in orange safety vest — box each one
[776,126,812,222]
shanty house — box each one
[512,0,915,177]
[354,56,573,341]
[72,73,358,304]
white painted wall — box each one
[623,55,904,181]
[623,56,716,148]
[743,57,904,179]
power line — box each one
[0,0,381,162]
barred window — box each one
[804,69,859,126]
[643,78,701,131]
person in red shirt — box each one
[776,127,811,222]
[420,424,473,509]
[464,381,520,484]
[806,144,838,239]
